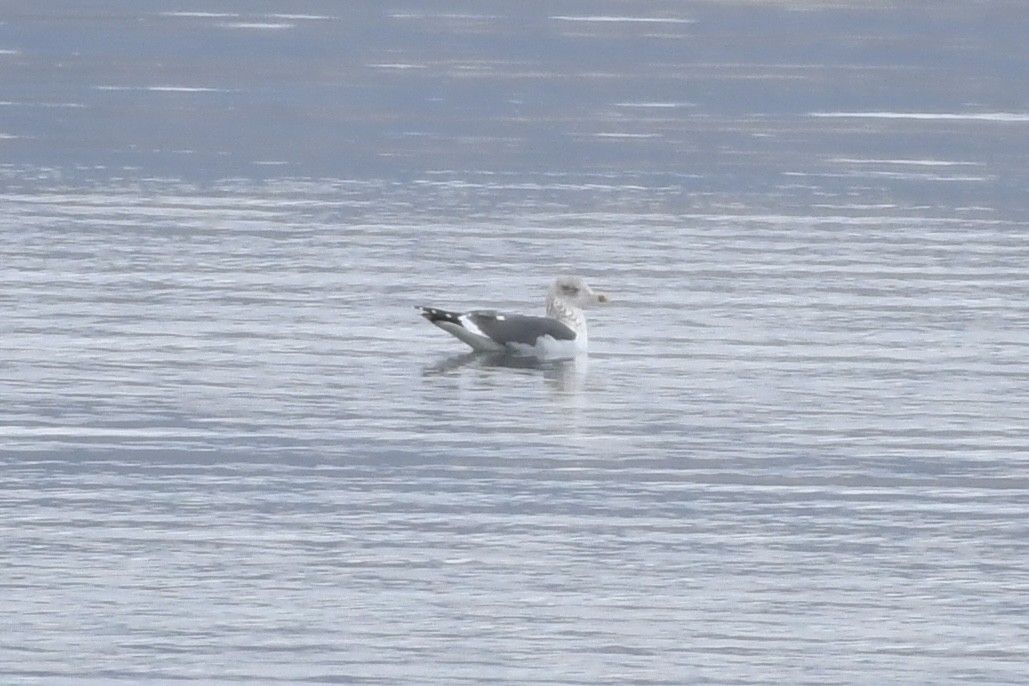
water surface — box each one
[2,2,1028,684]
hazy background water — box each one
[2,2,1029,684]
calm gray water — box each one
[3,2,1029,684]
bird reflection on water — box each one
[422,351,590,394]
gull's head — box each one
[551,275,609,307]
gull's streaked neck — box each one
[546,286,587,337]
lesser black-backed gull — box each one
[418,275,608,358]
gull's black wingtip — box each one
[417,306,462,324]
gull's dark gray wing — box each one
[466,311,576,346]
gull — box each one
[418,275,608,359]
